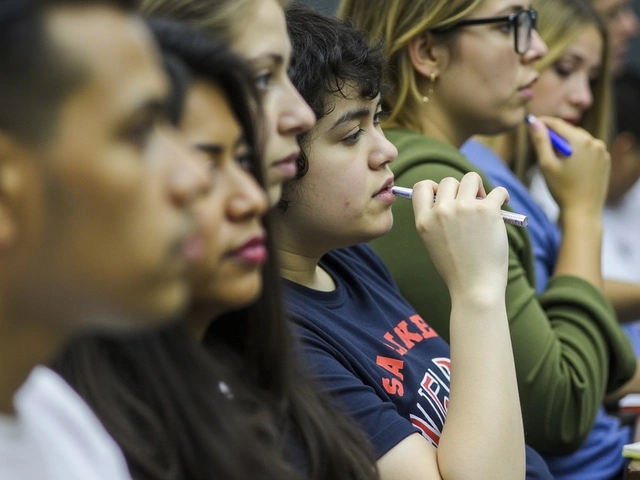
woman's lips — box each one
[230,235,268,265]
[270,150,300,179]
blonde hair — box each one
[486,0,612,181]
[338,0,483,132]
[139,0,290,45]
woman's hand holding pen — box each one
[410,172,510,299]
[527,115,611,218]
[528,115,609,289]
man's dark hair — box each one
[280,2,386,208]
[615,70,640,139]
[0,0,136,144]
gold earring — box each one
[422,73,437,103]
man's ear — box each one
[0,133,27,249]
[407,31,445,80]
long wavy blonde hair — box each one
[338,0,483,132]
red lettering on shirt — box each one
[432,358,451,382]
[418,370,449,419]
[394,321,425,349]
[383,316,439,356]
[409,414,441,447]
[409,315,438,340]
[382,332,408,355]
[376,356,405,397]
[382,378,404,396]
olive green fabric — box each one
[370,127,636,454]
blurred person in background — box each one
[0,0,210,478]
[340,0,636,466]
[139,0,316,206]
[591,0,638,74]
[460,0,638,477]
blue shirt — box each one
[462,139,630,480]
[285,243,552,479]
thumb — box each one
[525,114,557,168]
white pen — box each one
[391,186,529,228]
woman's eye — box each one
[373,109,389,126]
[125,120,154,150]
[553,64,573,78]
[343,128,364,145]
[236,151,254,172]
[254,71,273,91]
[498,22,514,33]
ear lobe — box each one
[407,31,441,80]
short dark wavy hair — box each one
[282,2,386,201]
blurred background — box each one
[300,0,640,73]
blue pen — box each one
[525,114,573,157]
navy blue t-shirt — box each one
[284,244,552,478]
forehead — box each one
[472,0,532,15]
[316,88,380,128]
[181,80,241,142]
[592,0,631,14]
[231,0,290,63]
[46,6,167,119]
[561,26,604,62]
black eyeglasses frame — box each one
[431,9,538,55]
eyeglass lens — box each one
[517,11,532,54]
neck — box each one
[0,312,67,414]
[272,214,336,291]
[187,301,223,341]
[486,133,516,167]
[417,103,470,148]
[277,247,335,291]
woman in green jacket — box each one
[339,0,636,455]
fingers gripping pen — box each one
[391,186,529,228]
[525,114,573,157]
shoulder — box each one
[384,128,469,174]
[15,367,132,479]
[330,245,401,290]
[384,128,495,189]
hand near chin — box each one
[528,115,610,217]
[410,172,510,299]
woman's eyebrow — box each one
[328,107,371,132]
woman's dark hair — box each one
[278,2,386,210]
[55,324,299,480]
[149,17,265,184]
[54,17,377,480]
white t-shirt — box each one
[602,179,640,282]
[0,366,132,480]
[530,169,640,282]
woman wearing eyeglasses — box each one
[339,0,635,463]
[461,1,634,478]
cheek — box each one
[530,77,562,116]
[262,93,281,141]
[197,193,226,256]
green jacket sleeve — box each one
[370,128,637,454]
